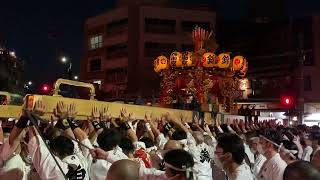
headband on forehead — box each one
[249,137,259,141]
[165,162,186,171]
[259,135,283,152]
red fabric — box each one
[135,148,152,168]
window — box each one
[90,35,102,50]
[145,18,176,34]
[106,68,127,83]
[89,58,101,72]
[304,75,312,91]
[106,43,128,59]
[181,21,210,32]
[181,44,194,51]
[144,42,176,57]
[106,19,128,36]
[304,51,314,66]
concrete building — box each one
[80,1,215,100]
[218,16,320,123]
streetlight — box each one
[28,81,32,86]
[61,56,67,63]
[74,75,78,80]
[60,56,72,80]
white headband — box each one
[165,162,186,172]
[259,135,283,152]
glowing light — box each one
[28,81,32,85]
[305,113,320,121]
[9,51,15,56]
[61,57,67,63]
[74,76,78,80]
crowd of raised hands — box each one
[1,100,320,180]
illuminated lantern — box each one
[232,56,246,71]
[170,52,182,68]
[154,55,169,73]
[181,51,194,67]
[202,52,217,68]
[217,53,231,69]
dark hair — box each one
[139,137,155,148]
[119,137,134,156]
[49,135,74,158]
[261,129,282,150]
[97,129,121,151]
[164,149,194,177]
[217,133,245,164]
[172,130,187,140]
[283,161,320,180]
[220,124,230,133]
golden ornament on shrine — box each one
[154,55,169,73]
[202,52,217,68]
[170,51,183,68]
[232,55,246,71]
[181,51,194,67]
[217,53,231,69]
[239,60,248,77]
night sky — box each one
[0,0,319,86]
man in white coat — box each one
[257,129,287,180]
[214,133,254,180]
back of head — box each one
[49,135,74,159]
[172,130,187,140]
[217,133,245,165]
[97,129,121,151]
[139,137,155,148]
[106,159,139,180]
[45,127,61,142]
[283,161,320,180]
[193,131,204,144]
[119,137,134,156]
[164,149,194,178]
[164,140,183,150]
[204,134,214,146]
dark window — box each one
[304,51,314,66]
[106,19,128,36]
[89,58,101,72]
[106,68,128,83]
[145,18,176,34]
[144,42,176,57]
[181,44,194,51]
[181,21,210,32]
[304,75,312,91]
[106,43,128,59]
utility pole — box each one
[297,33,305,124]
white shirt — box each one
[228,163,254,180]
[257,153,287,180]
[301,146,313,162]
[252,154,266,179]
[244,143,255,164]
[28,135,89,180]
[187,133,212,180]
[139,166,167,180]
[156,133,168,150]
[80,138,128,180]
[0,139,31,180]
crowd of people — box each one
[0,100,320,180]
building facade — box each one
[0,47,24,94]
[218,16,320,122]
[81,4,215,100]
